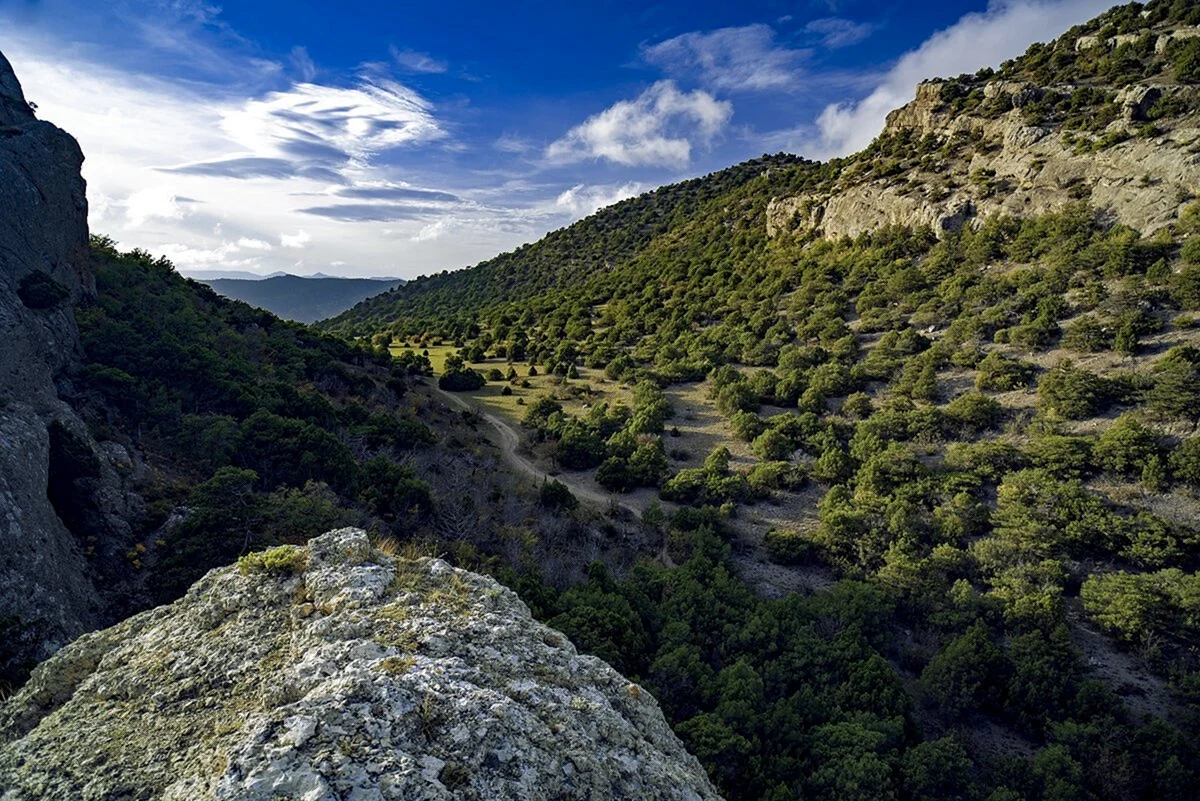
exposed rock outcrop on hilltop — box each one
[768,19,1200,241]
[0,529,723,801]
[0,49,139,683]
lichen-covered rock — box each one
[0,529,724,801]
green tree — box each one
[919,621,1008,717]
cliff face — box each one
[768,24,1200,241]
[0,529,723,801]
[0,50,138,682]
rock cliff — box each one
[0,49,139,684]
[768,20,1200,241]
[0,528,723,801]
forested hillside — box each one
[60,237,436,609]
[315,3,1200,799]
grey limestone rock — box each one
[0,528,724,800]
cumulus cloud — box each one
[555,182,645,218]
[125,188,194,225]
[411,218,452,242]
[642,24,808,92]
[802,0,1113,159]
[546,81,731,168]
[390,47,448,74]
[280,230,312,248]
[803,18,877,49]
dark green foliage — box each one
[945,392,1004,433]
[1092,415,1160,476]
[920,622,1009,717]
[1169,437,1200,486]
[976,353,1036,391]
[1038,362,1113,419]
[539,479,578,510]
[1146,346,1200,422]
[763,527,812,564]
[17,271,70,309]
[76,239,433,606]
[438,366,486,391]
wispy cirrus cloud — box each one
[390,46,448,74]
[803,17,877,49]
[546,80,731,168]
[642,24,809,93]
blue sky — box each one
[0,0,1113,277]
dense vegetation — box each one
[72,236,436,603]
[314,3,1200,798]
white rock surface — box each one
[0,529,723,801]
[768,72,1200,242]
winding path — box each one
[428,382,642,519]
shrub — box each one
[539,479,578,510]
[751,428,793,461]
[1061,314,1113,352]
[1025,435,1093,479]
[976,353,1036,391]
[237,545,307,577]
[730,410,765,442]
[438,368,485,392]
[17,272,70,309]
[1169,437,1200,487]
[1145,346,1200,422]
[945,393,1003,432]
[841,392,874,419]
[1092,415,1160,476]
[1038,362,1111,419]
[764,527,813,564]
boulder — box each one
[0,529,724,801]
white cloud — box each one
[125,188,189,225]
[555,182,645,218]
[643,24,808,92]
[280,230,312,248]
[803,0,1113,159]
[390,47,448,74]
[411,218,452,242]
[215,78,444,170]
[803,18,877,49]
[236,237,273,250]
[546,81,731,168]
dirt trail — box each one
[428,382,642,519]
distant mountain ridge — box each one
[198,274,405,323]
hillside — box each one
[202,274,404,323]
[314,3,1200,800]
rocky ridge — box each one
[0,528,722,800]
[0,48,140,681]
[767,22,1200,241]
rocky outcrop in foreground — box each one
[0,529,722,800]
